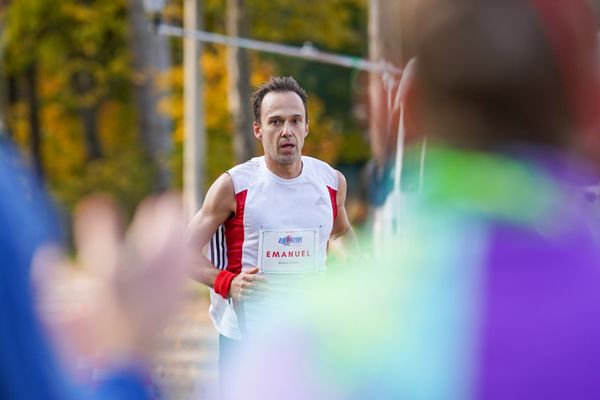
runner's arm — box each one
[186,173,236,288]
[186,173,264,299]
[329,171,359,257]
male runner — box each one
[186,76,357,382]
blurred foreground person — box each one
[0,139,188,399]
[225,1,600,399]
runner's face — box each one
[254,91,308,166]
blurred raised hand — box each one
[34,193,189,369]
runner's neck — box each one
[265,157,303,179]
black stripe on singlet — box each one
[209,231,216,267]
[210,225,227,270]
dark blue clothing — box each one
[0,140,151,400]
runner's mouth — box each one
[280,143,295,149]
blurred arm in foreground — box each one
[0,138,189,399]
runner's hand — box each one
[229,267,267,301]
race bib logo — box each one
[278,235,303,246]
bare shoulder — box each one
[205,173,236,207]
[188,173,235,234]
[336,170,348,187]
[335,170,348,204]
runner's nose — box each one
[280,121,292,137]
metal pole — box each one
[183,0,205,220]
[158,24,401,76]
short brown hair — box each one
[251,76,308,123]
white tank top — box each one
[208,156,339,339]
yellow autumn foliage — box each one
[2,0,369,218]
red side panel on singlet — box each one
[224,189,247,274]
[327,185,338,225]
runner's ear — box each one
[253,121,262,140]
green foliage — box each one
[338,130,371,164]
[248,0,366,51]
[1,0,370,219]
[3,0,142,216]
[164,0,371,168]
[44,101,155,217]
[244,0,370,164]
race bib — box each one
[258,229,318,273]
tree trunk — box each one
[128,0,173,192]
[25,62,44,179]
[71,69,103,160]
[0,75,18,139]
[227,0,254,163]
[80,105,101,161]
[0,74,9,139]
[0,1,13,138]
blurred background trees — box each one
[0,0,371,220]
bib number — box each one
[258,229,318,273]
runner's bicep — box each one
[186,174,235,247]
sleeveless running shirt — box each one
[208,156,339,339]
